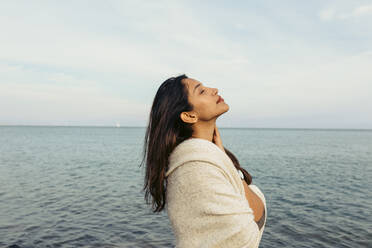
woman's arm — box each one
[241,179,265,222]
[213,125,264,221]
[167,161,259,247]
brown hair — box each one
[141,74,252,213]
[225,148,252,185]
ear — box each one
[180,111,198,124]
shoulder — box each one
[168,160,228,186]
[169,138,221,162]
[166,138,228,177]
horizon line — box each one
[0,124,371,131]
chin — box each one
[218,103,230,116]
[223,102,230,112]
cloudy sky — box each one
[1,0,371,129]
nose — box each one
[211,87,218,95]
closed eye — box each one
[200,89,205,94]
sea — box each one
[0,126,371,248]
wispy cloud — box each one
[0,64,146,126]
[319,4,372,20]
[1,1,371,128]
[353,4,372,17]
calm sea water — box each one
[0,126,371,248]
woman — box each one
[141,74,266,247]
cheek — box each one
[196,100,217,117]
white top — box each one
[165,138,267,248]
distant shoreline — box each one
[0,125,371,131]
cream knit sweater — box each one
[165,138,267,248]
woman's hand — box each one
[213,125,225,153]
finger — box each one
[215,128,220,137]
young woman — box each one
[141,74,266,247]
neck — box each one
[191,120,216,142]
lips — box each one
[217,96,224,104]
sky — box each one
[1,0,371,129]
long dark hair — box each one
[141,74,252,213]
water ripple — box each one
[0,126,371,247]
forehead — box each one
[183,78,201,92]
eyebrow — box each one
[193,83,201,94]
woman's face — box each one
[182,78,229,122]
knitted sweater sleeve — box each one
[166,160,260,248]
